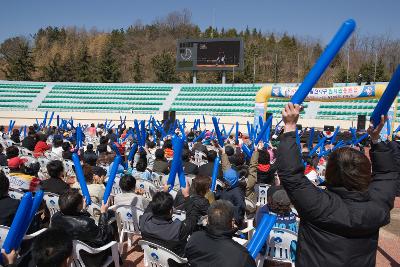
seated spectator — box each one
[41,160,69,195]
[185,200,256,267]
[278,104,399,266]
[51,136,64,158]
[31,228,73,267]
[0,144,8,166]
[163,139,174,158]
[152,148,169,174]
[198,150,222,178]
[0,170,20,226]
[216,168,245,227]
[182,149,198,175]
[34,133,51,157]
[192,137,207,154]
[96,136,110,155]
[9,162,41,192]
[88,123,97,137]
[175,175,212,220]
[83,144,98,166]
[50,189,114,266]
[61,142,72,160]
[139,185,199,256]
[22,130,37,151]
[10,129,21,144]
[257,148,277,185]
[114,174,149,209]
[255,185,298,233]
[72,164,105,204]
[106,129,118,144]
[6,146,27,171]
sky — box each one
[0,0,399,44]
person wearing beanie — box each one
[215,167,246,227]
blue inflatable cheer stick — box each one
[103,155,122,203]
[72,153,91,206]
[212,117,224,147]
[291,19,355,104]
[2,192,33,253]
[247,213,277,259]
[210,156,220,192]
[235,122,239,144]
[370,65,400,126]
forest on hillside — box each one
[0,9,399,86]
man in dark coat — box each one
[277,103,399,267]
[185,200,256,267]
[182,149,198,175]
[21,130,37,151]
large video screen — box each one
[176,38,244,71]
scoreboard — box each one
[176,38,244,71]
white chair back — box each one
[136,179,158,200]
[8,189,25,200]
[194,151,207,166]
[138,240,188,267]
[0,166,10,175]
[37,157,50,168]
[86,203,101,221]
[71,240,120,267]
[262,228,297,266]
[115,205,143,251]
[0,225,47,248]
[151,172,164,187]
[19,147,34,157]
[172,210,186,222]
[255,184,270,206]
[43,193,60,217]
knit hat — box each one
[223,168,239,187]
[271,188,291,206]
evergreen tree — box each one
[99,44,121,83]
[1,38,35,81]
[132,52,144,83]
[75,44,92,82]
[374,58,388,82]
[151,51,179,83]
[42,53,63,81]
[60,51,76,82]
[359,61,374,84]
[335,65,348,83]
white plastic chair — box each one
[71,240,120,267]
[245,197,257,220]
[37,157,50,168]
[86,203,101,222]
[19,147,34,157]
[136,179,158,200]
[138,240,188,267]
[194,151,207,166]
[256,228,298,267]
[115,205,144,252]
[0,166,10,175]
[43,192,60,217]
[172,210,186,222]
[255,184,271,206]
[63,159,74,172]
[44,151,62,161]
[0,225,47,248]
[8,189,24,200]
[151,172,164,187]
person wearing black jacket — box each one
[387,138,400,196]
[21,131,37,151]
[50,188,114,266]
[0,171,20,227]
[139,182,199,257]
[185,200,256,267]
[40,160,69,195]
[277,103,399,267]
[198,150,222,178]
[182,149,198,175]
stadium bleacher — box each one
[38,84,172,112]
[0,83,45,109]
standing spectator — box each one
[185,200,256,267]
[278,104,399,267]
[88,123,97,137]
